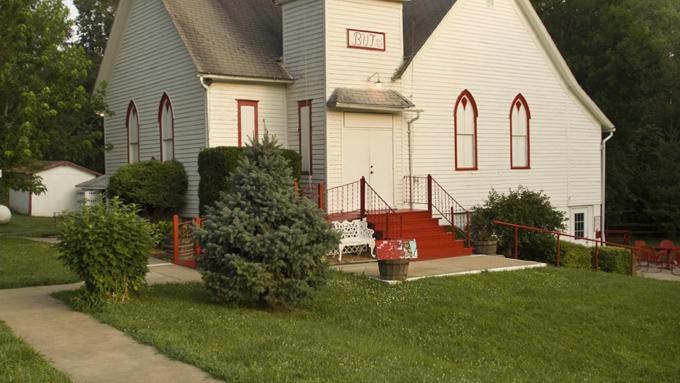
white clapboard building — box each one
[98,0,614,258]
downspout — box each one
[407,111,421,210]
[199,76,211,148]
[601,128,615,242]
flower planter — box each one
[164,236,194,260]
[378,259,410,281]
[473,240,498,255]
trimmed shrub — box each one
[198,146,301,215]
[596,246,633,275]
[57,197,153,310]
[197,134,338,307]
[472,187,566,263]
[108,160,188,219]
[560,242,592,270]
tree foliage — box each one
[198,134,339,308]
[0,0,106,193]
[531,0,680,234]
[74,0,118,89]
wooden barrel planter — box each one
[378,259,410,281]
[473,240,498,255]
[164,236,194,261]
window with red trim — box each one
[510,94,531,169]
[298,100,312,174]
[159,94,174,161]
[126,101,140,163]
[454,90,478,170]
[237,100,259,147]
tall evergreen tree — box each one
[74,0,119,90]
[198,134,339,307]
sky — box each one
[64,0,78,20]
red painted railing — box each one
[171,215,200,269]
[404,175,471,247]
[326,177,403,240]
[492,220,636,274]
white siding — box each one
[324,0,406,202]
[104,0,205,216]
[282,0,327,183]
[207,83,287,148]
[8,190,30,215]
[400,0,602,237]
[31,167,97,217]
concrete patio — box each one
[334,255,547,282]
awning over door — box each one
[327,88,415,113]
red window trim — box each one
[298,100,313,175]
[126,101,140,164]
[454,89,479,171]
[158,93,175,161]
[237,100,259,147]
[509,93,531,170]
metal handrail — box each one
[492,220,637,274]
[404,175,471,247]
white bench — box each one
[332,219,376,261]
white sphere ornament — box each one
[0,205,11,225]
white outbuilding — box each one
[9,161,101,217]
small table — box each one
[653,247,680,271]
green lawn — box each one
[0,321,71,382]
[0,238,79,289]
[56,269,680,382]
[0,214,61,238]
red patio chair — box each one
[634,240,653,270]
[656,240,676,271]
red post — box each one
[172,215,180,265]
[427,175,433,214]
[194,217,202,257]
[595,241,600,271]
[360,177,366,218]
[293,180,299,194]
[450,207,457,240]
[629,248,635,276]
[318,182,325,211]
[556,234,561,267]
[466,211,472,248]
[514,227,519,259]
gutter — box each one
[200,73,294,85]
[601,128,615,242]
[199,76,211,148]
[406,110,422,210]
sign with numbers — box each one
[347,29,386,51]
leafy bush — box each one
[148,220,173,248]
[108,160,188,219]
[596,246,633,275]
[198,146,302,215]
[57,197,153,310]
[197,134,338,307]
[472,187,565,262]
[560,242,592,270]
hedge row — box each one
[560,242,633,275]
[198,146,301,215]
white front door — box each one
[342,113,394,205]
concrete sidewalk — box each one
[0,260,219,383]
[334,255,547,282]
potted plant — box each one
[470,207,499,255]
[376,239,417,281]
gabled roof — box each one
[398,0,457,78]
[163,0,292,80]
[13,161,101,177]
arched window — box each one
[454,90,478,170]
[510,94,531,169]
[126,101,140,163]
[159,94,174,161]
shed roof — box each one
[327,88,415,110]
[13,161,101,177]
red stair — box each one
[367,211,473,261]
